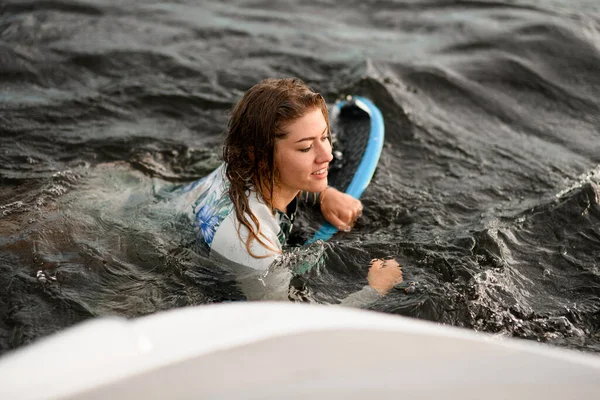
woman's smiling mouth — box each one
[311,167,328,179]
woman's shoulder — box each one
[187,163,234,248]
[210,187,285,267]
[181,163,228,194]
[213,190,281,246]
[182,163,282,270]
[211,193,281,270]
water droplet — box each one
[543,269,552,277]
[36,270,47,283]
[558,245,567,256]
[36,270,56,283]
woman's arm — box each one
[338,258,403,307]
[318,187,363,232]
[298,187,363,232]
[273,246,403,307]
[366,258,403,295]
[227,244,403,307]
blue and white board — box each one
[307,96,385,243]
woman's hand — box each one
[367,259,403,295]
[320,187,363,232]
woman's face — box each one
[273,107,333,195]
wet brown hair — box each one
[223,78,329,258]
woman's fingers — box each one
[321,193,363,231]
[326,212,351,232]
[382,259,399,268]
[367,258,403,295]
[344,201,363,223]
[369,258,383,267]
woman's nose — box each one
[315,141,333,163]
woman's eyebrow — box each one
[294,127,328,143]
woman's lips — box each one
[311,167,328,179]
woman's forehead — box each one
[282,108,327,141]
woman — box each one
[178,78,402,302]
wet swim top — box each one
[176,163,296,270]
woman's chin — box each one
[306,181,328,193]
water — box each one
[1,0,600,355]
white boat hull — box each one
[1,302,599,399]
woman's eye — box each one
[321,135,331,142]
[299,146,312,153]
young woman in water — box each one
[178,78,402,301]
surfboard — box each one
[302,95,385,244]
